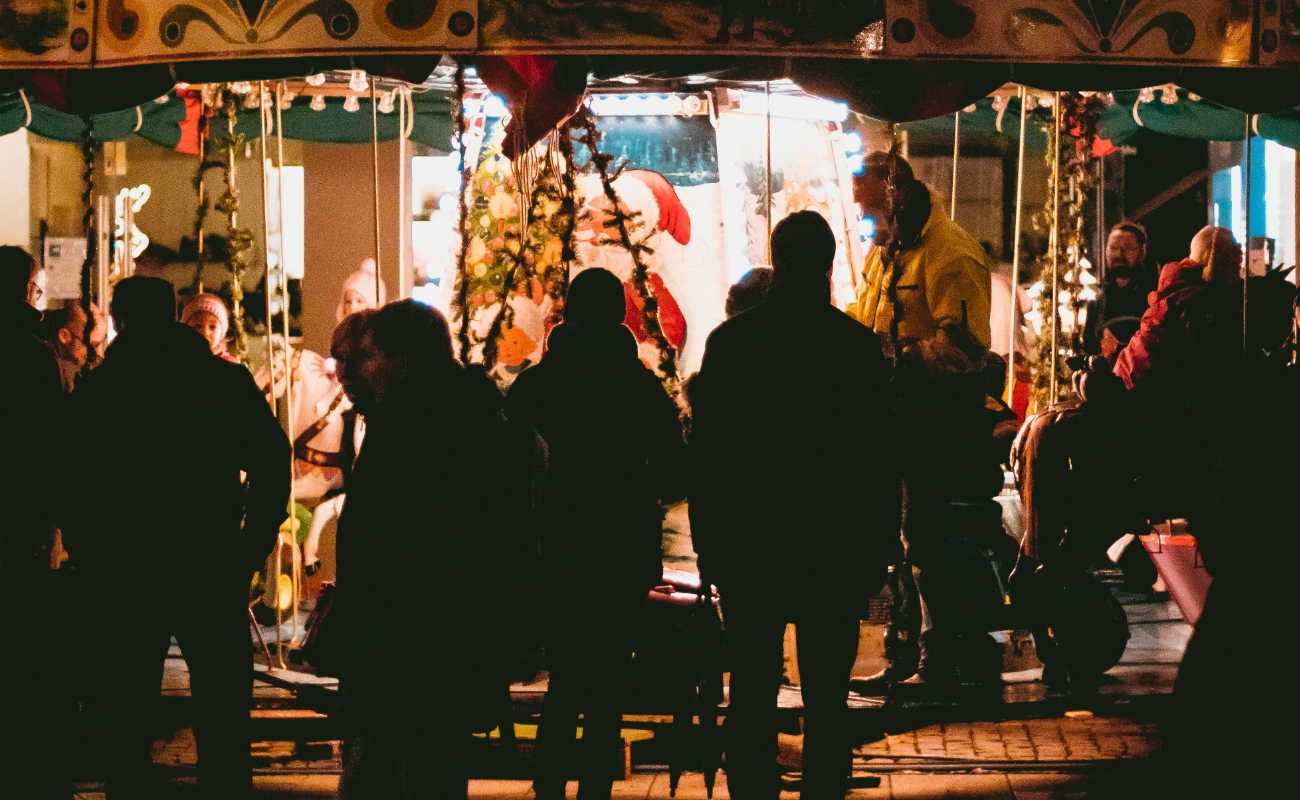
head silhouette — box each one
[1,245,39,307]
[770,211,835,292]
[110,276,176,333]
[358,300,455,412]
[565,268,626,326]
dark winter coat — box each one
[506,323,685,600]
[66,323,289,593]
[1082,268,1154,354]
[689,288,899,604]
[336,365,532,729]
[0,301,63,573]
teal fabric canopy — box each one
[0,89,188,147]
[0,88,453,151]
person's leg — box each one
[534,648,581,799]
[177,594,253,799]
[576,630,635,800]
[722,592,786,800]
[794,613,860,800]
[100,621,172,799]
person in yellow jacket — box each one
[849,153,1008,690]
[847,152,993,355]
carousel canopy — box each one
[3,2,1300,123]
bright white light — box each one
[737,92,848,122]
[615,76,638,85]
[343,95,360,113]
[858,216,875,242]
[348,70,369,93]
[847,154,865,174]
[309,94,326,111]
[685,74,713,84]
[483,94,507,117]
[305,73,326,87]
[377,90,395,114]
[587,93,689,116]
[1160,86,1178,104]
[843,131,863,154]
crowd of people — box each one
[0,143,1295,800]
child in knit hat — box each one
[181,293,238,363]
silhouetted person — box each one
[0,246,67,799]
[690,212,898,800]
[709,0,757,43]
[507,268,686,800]
[335,300,529,800]
[1082,222,1155,355]
[66,275,289,799]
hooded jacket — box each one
[1112,259,1241,392]
[846,185,993,351]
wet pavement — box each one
[58,588,1189,799]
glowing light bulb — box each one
[343,94,360,113]
[309,94,326,111]
[991,95,1008,112]
[1160,86,1178,104]
[305,73,326,87]
[243,92,260,109]
[230,81,253,95]
[1138,86,1156,103]
[279,89,296,109]
[377,90,395,114]
[348,70,368,93]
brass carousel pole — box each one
[765,80,773,264]
[1006,86,1029,402]
[370,79,383,304]
[1048,92,1062,401]
[398,87,410,299]
[253,82,279,668]
[274,80,299,657]
[950,111,960,220]
[257,82,278,419]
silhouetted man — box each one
[691,212,898,800]
[67,276,289,799]
[0,245,66,799]
[507,268,686,800]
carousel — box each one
[3,0,1298,786]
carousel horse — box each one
[1008,269,1297,690]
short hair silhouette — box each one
[771,211,836,282]
[565,268,625,326]
[862,151,915,185]
[110,276,176,330]
[365,299,455,370]
[1,245,37,303]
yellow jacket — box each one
[847,186,993,350]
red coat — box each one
[1111,259,1239,392]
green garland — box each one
[452,65,474,362]
[214,87,255,362]
[570,108,678,384]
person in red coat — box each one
[1112,225,1242,393]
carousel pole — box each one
[398,87,410,299]
[1006,86,1029,403]
[370,79,383,305]
[950,111,960,220]
[765,80,773,264]
[1096,157,1106,282]
[1242,115,1252,354]
[274,81,298,662]
[1048,92,1062,401]
[257,82,278,419]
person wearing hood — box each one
[67,276,289,799]
[507,267,686,800]
[1082,222,1156,355]
[690,212,897,800]
[0,245,67,799]
[846,152,992,356]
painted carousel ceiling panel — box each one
[476,0,887,55]
[91,0,477,66]
[884,0,1254,66]
[0,1,94,67]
